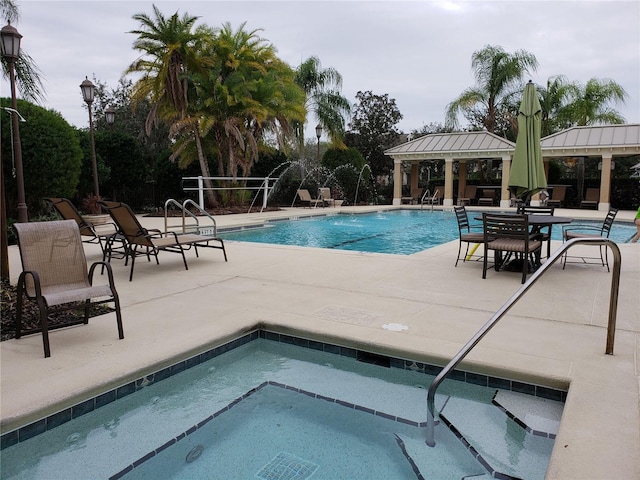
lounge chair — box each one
[297,189,325,208]
[458,185,477,206]
[99,201,227,281]
[517,205,555,259]
[478,189,497,207]
[43,197,122,258]
[546,186,567,208]
[319,187,336,207]
[580,188,599,209]
[402,187,423,205]
[562,208,618,271]
[13,219,124,357]
[454,206,485,266]
[482,213,542,284]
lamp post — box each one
[80,76,99,197]
[315,124,322,185]
[1,22,27,223]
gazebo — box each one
[385,124,640,210]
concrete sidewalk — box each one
[1,206,638,479]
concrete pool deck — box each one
[1,205,638,479]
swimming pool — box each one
[219,209,636,254]
[0,332,564,479]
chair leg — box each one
[38,297,51,358]
[482,246,488,279]
[455,241,463,267]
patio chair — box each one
[454,206,485,266]
[402,187,423,205]
[482,213,542,284]
[562,208,618,271]
[546,186,567,208]
[43,197,122,259]
[457,185,477,206]
[297,189,324,208]
[13,220,124,358]
[319,187,336,207]
[580,188,599,209]
[517,205,556,259]
[478,189,497,207]
[99,201,227,281]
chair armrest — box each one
[17,270,42,300]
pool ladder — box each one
[425,237,622,447]
[163,198,219,236]
[420,189,440,211]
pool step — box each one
[440,390,562,480]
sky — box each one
[2,0,639,141]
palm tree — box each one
[127,5,217,204]
[445,45,538,134]
[566,78,627,126]
[294,56,351,155]
[196,22,305,178]
[537,75,578,137]
[0,0,46,103]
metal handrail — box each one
[164,198,219,237]
[420,189,440,211]
[425,237,622,447]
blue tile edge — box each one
[0,328,566,450]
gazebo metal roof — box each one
[385,124,640,160]
[540,124,640,156]
[385,131,515,160]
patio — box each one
[1,205,638,479]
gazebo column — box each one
[458,161,468,205]
[598,154,613,211]
[500,155,512,208]
[410,162,419,193]
[393,159,402,205]
[444,157,454,206]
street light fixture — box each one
[105,106,116,127]
[80,76,99,197]
[1,22,28,223]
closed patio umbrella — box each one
[509,80,547,201]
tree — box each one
[293,56,351,154]
[410,122,452,140]
[1,98,82,218]
[127,5,218,205]
[565,78,627,126]
[345,90,403,179]
[445,44,538,136]
[0,0,46,104]
[538,75,577,137]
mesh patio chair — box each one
[100,201,227,281]
[454,206,485,266]
[562,208,618,271]
[482,213,542,284]
[13,219,124,358]
[43,197,123,259]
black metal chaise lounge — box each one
[99,201,227,281]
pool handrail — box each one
[425,237,622,447]
[164,198,219,237]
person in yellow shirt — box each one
[632,206,640,243]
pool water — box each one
[219,210,636,254]
[0,337,562,480]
